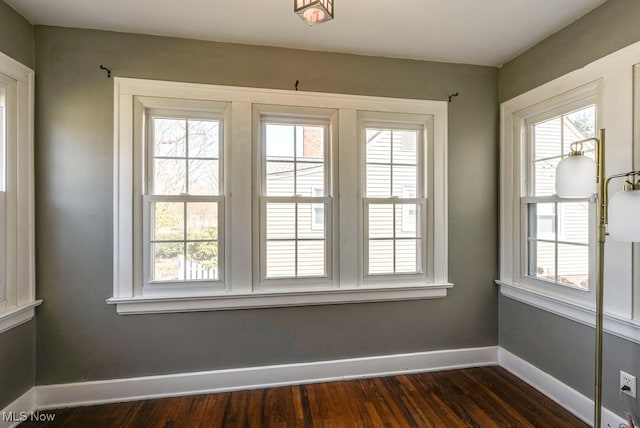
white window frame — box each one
[254,107,337,289]
[359,114,431,284]
[142,105,227,295]
[500,82,600,309]
[0,52,39,334]
[521,98,597,294]
[110,78,450,315]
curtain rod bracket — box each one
[100,65,112,78]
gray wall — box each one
[498,0,640,418]
[33,26,499,385]
[499,0,640,103]
[0,0,34,69]
[0,0,35,409]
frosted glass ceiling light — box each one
[554,129,640,428]
[294,0,334,25]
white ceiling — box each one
[6,0,607,66]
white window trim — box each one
[253,107,337,289]
[499,38,640,343]
[359,113,432,284]
[141,105,228,295]
[110,78,451,314]
[0,51,40,334]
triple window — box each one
[112,79,449,313]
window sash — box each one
[143,194,225,289]
[363,197,427,278]
[257,112,334,288]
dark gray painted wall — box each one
[498,0,640,419]
[0,321,36,409]
[499,0,640,102]
[0,0,35,410]
[34,26,499,385]
[0,0,33,68]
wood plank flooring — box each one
[20,366,588,427]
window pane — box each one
[368,204,393,239]
[152,242,184,281]
[188,120,219,158]
[266,161,294,196]
[186,241,218,280]
[366,129,391,164]
[392,165,417,197]
[186,202,217,240]
[266,124,295,161]
[396,239,418,273]
[528,240,555,282]
[558,202,589,244]
[558,243,588,289]
[392,130,418,165]
[366,164,391,197]
[369,239,393,275]
[266,240,296,278]
[154,158,186,195]
[533,157,559,197]
[396,204,419,238]
[266,203,295,240]
[298,240,325,277]
[564,106,596,153]
[533,117,561,161]
[298,203,324,239]
[188,159,219,195]
[528,203,555,240]
[154,118,186,157]
[299,126,324,161]
[296,162,324,196]
[153,202,184,241]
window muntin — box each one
[259,117,331,282]
[524,105,595,290]
[144,110,224,286]
[363,124,425,277]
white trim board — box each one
[0,346,626,427]
[34,346,497,409]
[498,348,625,428]
[0,389,36,428]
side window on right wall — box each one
[524,104,596,290]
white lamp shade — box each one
[608,189,640,242]
[555,155,596,198]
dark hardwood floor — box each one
[20,366,588,427]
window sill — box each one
[107,283,453,315]
[497,280,640,344]
[0,300,43,334]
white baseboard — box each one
[498,348,626,428]
[0,389,36,428]
[35,346,499,409]
[1,346,627,428]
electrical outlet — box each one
[620,371,636,398]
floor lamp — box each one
[555,129,640,427]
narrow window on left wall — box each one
[0,53,38,334]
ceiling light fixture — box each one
[294,0,334,25]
